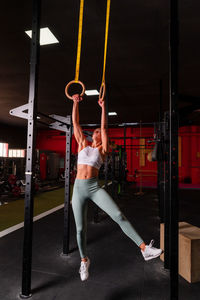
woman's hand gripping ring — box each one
[65,80,85,100]
[99,82,106,100]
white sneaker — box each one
[141,240,162,261]
[79,258,90,281]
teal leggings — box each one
[72,177,144,258]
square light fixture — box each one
[85,90,99,96]
[25,27,59,46]
[108,112,117,116]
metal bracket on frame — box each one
[49,115,71,132]
[9,104,31,120]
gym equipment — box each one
[65,0,111,101]
[9,1,72,297]
[12,185,21,197]
[134,170,157,196]
[0,174,23,198]
[168,1,179,298]
[160,222,200,283]
[99,0,111,100]
[65,0,85,100]
[151,141,159,161]
[8,174,17,185]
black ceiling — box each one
[1,0,200,128]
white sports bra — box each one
[77,146,104,170]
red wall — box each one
[36,130,77,156]
[36,126,200,185]
[179,126,200,184]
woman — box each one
[71,94,162,281]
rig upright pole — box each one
[169,0,179,299]
[21,0,41,297]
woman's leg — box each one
[91,187,144,247]
[72,184,88,259]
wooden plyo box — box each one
[160,222,200,283]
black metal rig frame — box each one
[157,1,179,299]
[156,3,179,299]
[168,1,179,299]
[9,0,72,298]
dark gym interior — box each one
[1,1,200,300]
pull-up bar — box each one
[109,136,155,140]
[80,121,165,127]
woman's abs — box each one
[76,164,99,179]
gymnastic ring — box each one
[99,82,106,100]
[65,80,85,100]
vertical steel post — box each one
[169,0,179,299]
[111,149,115,197]
[123,125,126,152]
[63,116,72,255]
[159,145,165,223]
[164,111,170,270]
[159,80,163,126]
[20,0,40,297]
[121,125,127,193]
[158,80,165,222]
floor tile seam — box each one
[31,268,71,278]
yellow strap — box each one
[101,0,111,85]
[75,0,84,82]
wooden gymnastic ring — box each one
[65,80,85,100]
[99,82,106,100]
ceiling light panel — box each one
[25,27,59,46]
[85,90,99,96]
[108,112,117,116]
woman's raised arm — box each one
[72,94,87,151]
[98,97,109,154]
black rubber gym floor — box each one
[0,185,200,300]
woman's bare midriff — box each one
[76,164,99,179]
